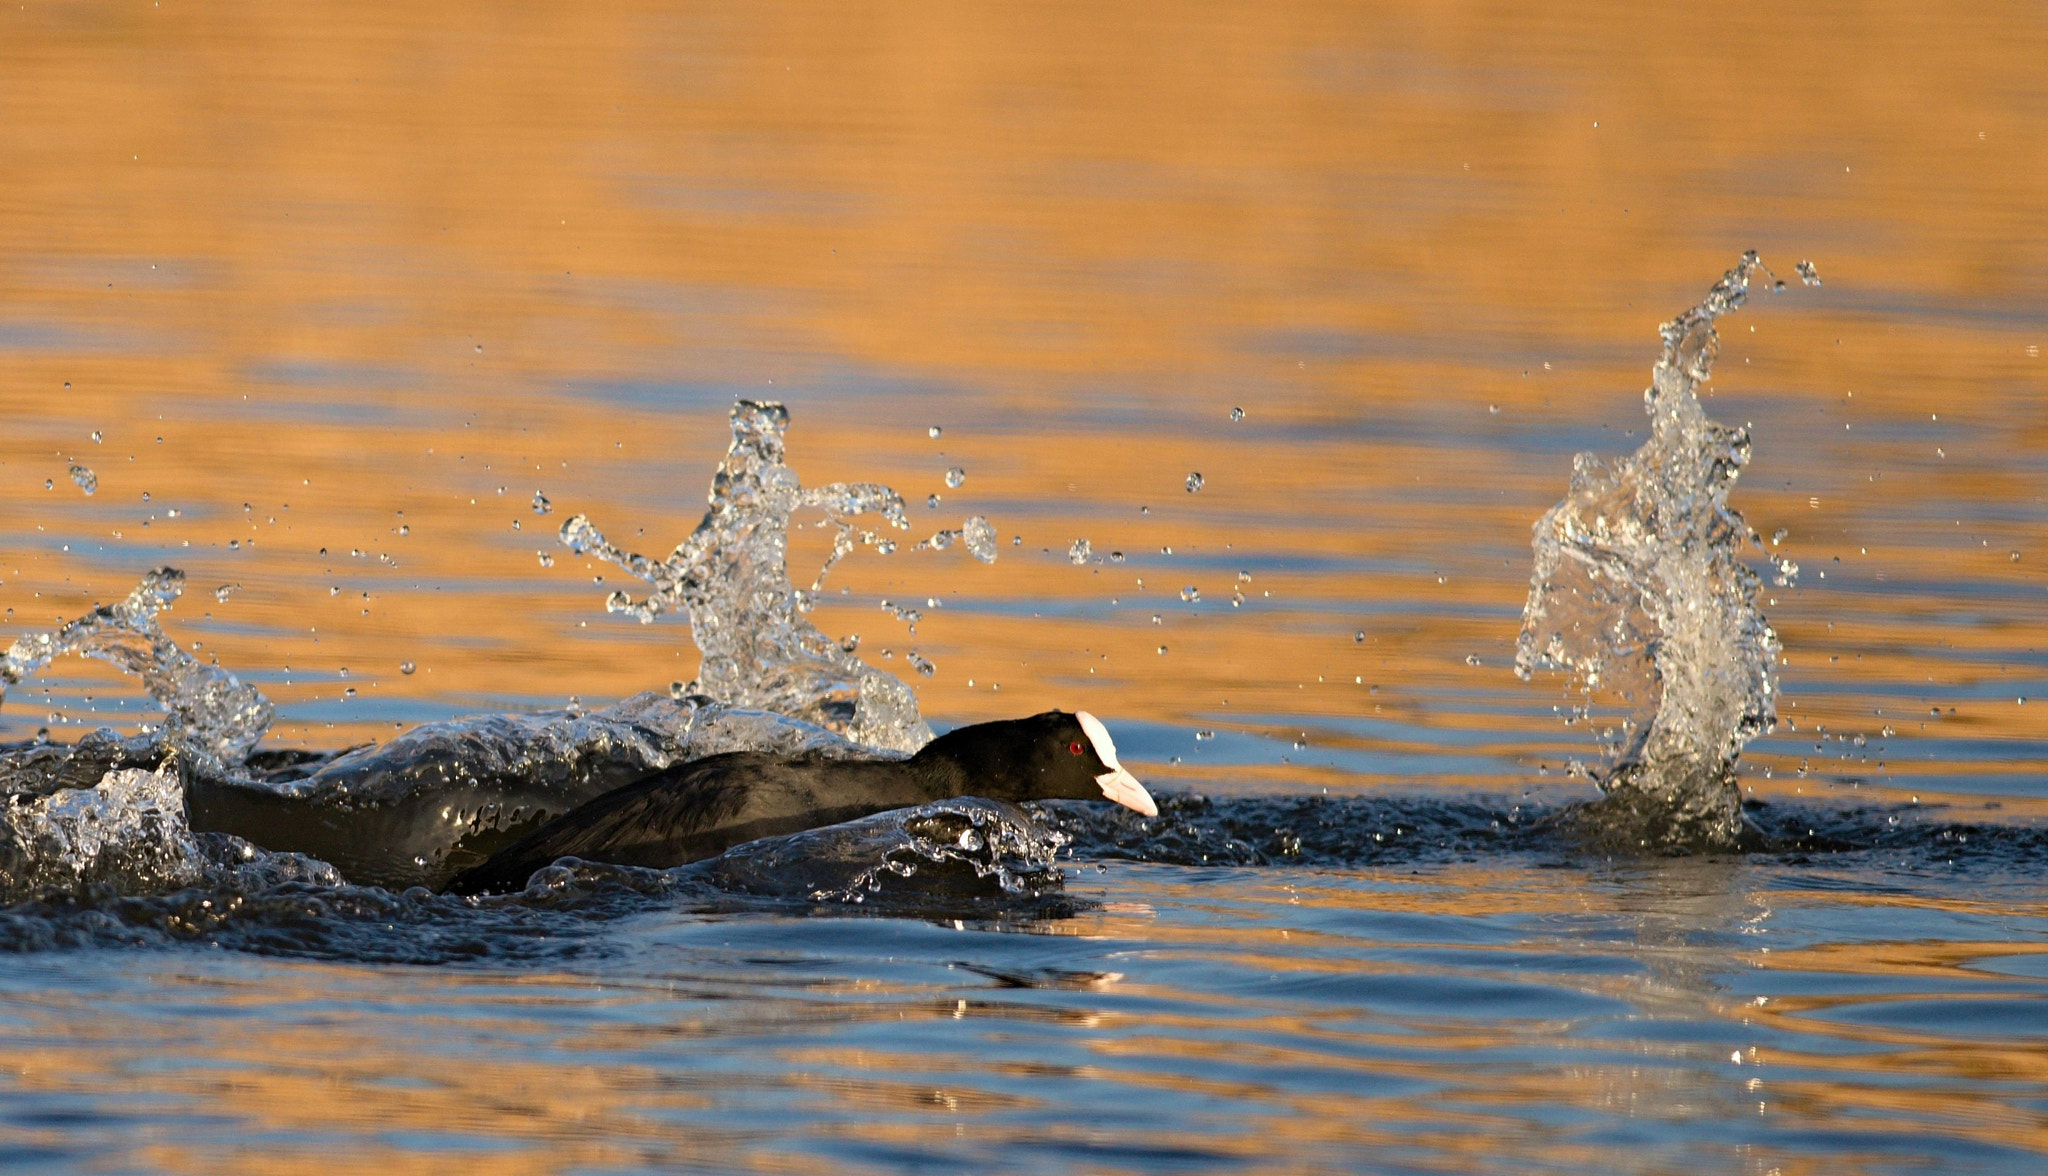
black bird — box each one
[446,709,1154,894]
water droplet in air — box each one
[338,667,349,678]
[1180,585,1200,602]
[1354,630,1366,643]
[2011,550,2022,562]
[1771,528,1788,546]
[1109,551,1124,563]
[1067,538,1092,565]
[1157,645,1168,655]
[944,467,965,489]
[532,491,552,514]
[343,687,357,699]
[214,584,237,603]
[68,465,97,494]
[1195,730,1214,741]
[400,660,416,675]
[928,425,942,439]
[43,479,53,490]
[537,551,554,567]
[1185,472,1204,493]
[926,494,941,508]
[1229,406,1245,421]
[1795,260,1822,286]
[1465,655,1482,666]
[90,430,102,443]
[961,516,997,563]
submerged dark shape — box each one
[447,710,1154,895]
[1516,252,1816,851]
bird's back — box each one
[444,752,928,893]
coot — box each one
[447,709,1153,894]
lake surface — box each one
[2,1,2045,1172]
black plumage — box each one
[446,709,1152,894]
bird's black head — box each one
[914,710,1156,815]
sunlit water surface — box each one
[2,1,2046,1172]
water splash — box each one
[555,400,994,753]
[0,762,208,901]
[1516,253,1801,850]
[0,568,274,764]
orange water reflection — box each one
[0,4,2044,1169]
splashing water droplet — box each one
[537,551,554,568]
[399,660,416,675]
[1067,539,1092,565]
[1180,586,1200,602]
[1795,260,1822,286]
[944,467,965,489]
[927,425,942,439]
[213,584,237,603]
[532,491,552,514]
[1185,471,1204,493]
[90,430,103,444]
[1229,406,1245,421]
[960,516,997,564]
[69,465,97,495]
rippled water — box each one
[3,2,2047,1173]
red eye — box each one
[1068,741,1084,755]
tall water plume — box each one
[1516,253,1817,849]
[559,399,997,753]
